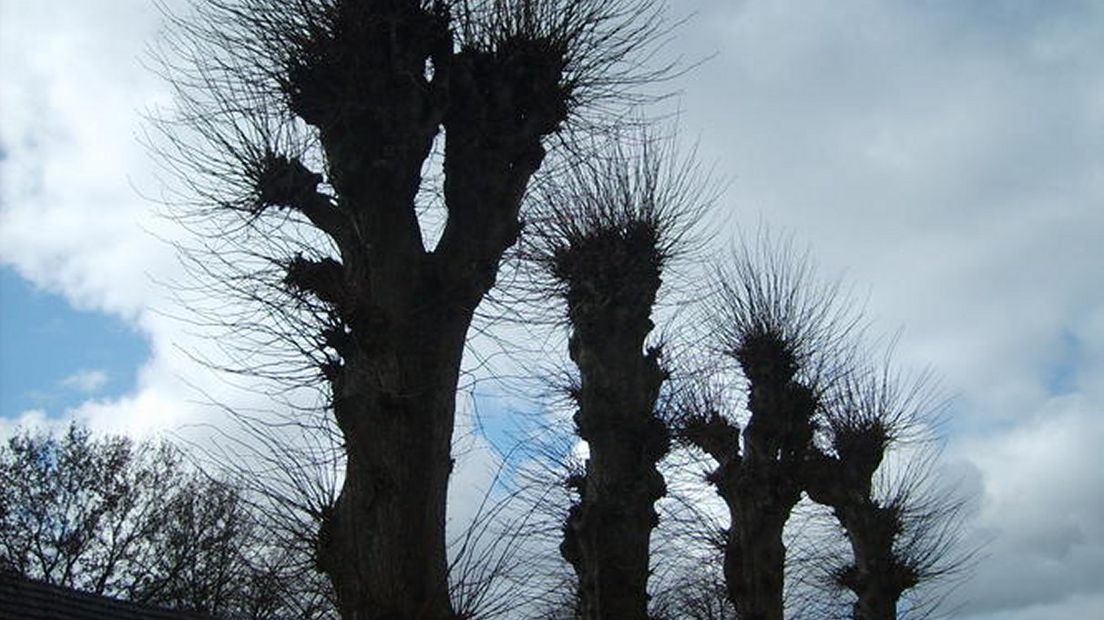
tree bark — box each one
[559,261,669,619]
[318,297,470,619]
[804,449,916,620]
[725,471,790,620]
[690,438,793,620]
[683,335,817,620]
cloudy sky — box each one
[1,0,1101,617]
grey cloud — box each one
[674,1,1104,616]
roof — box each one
[0,572,214,620]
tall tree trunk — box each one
[318,301,471,619]
[561,320,668,619]
[692,441,793,620]
[554,225,670,619]
[842,505,910,620]
[726,479,789,620]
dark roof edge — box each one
[0,571,217,619]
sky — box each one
[1,1,1102,618]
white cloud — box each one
[0,0,179,317]
[59,369,108,393]
[0,0,201,440]
[0,409,50,440]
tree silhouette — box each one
[528,134,709,617]
[152,1,672,617]
[802,364,973,620]
[0,424,332,619]
[674,237,973,620]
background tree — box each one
[677,239,855,620]
[674,237,972,620]
[0,424,181,597]
[0,423,331,619]
[153,0,673,617]
[802,363,974,620]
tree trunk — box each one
[684,334,816,620]
[702,458,792,620]
[560,292,668,619]
[803,447,915,620]
[836,501,913,620]
[317,297,471,619]
[727,499,787,620]
[851,584,899,620]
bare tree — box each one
[143,2,981,616]
[673,235,973,620]
[0,424,182,597]
[676,237,857,620]
[0,423,327,619]
[525,134,709,618]
[152,0,675,617]
[802,361,974,620]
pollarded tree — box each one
[675,236,972,620]
[529,135,709,618]
[802,363,973,620]
[678,238,858,620]
[154,1,672,617]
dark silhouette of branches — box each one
[149,1,680,617]
[523,131,709,618]
[803,359,975,620]
[673,235,858,620]
[670,234,973,620]
[0,423,330,619]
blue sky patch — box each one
[470,392,570,468]
[0,266,149,418]
[1043,328,1082,396]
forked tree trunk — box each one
[804,448,918,620]
[266,0,571,614]
[683,334,817,620]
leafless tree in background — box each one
[802,360,975,620]
[673,236,974,620]
[0,423,331,619]
[676,237,856,620]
